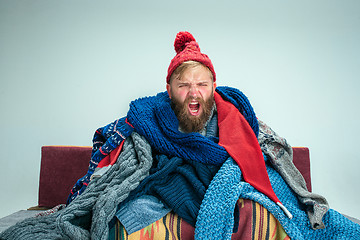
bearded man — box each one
[2,31,359,240]
[168,60,216,134]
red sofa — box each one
[36,146,312,209]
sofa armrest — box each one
[38,146,91,208]
[37,146,312,208]
[292,147,312,192]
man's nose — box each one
[189,85,199,97]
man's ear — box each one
[213,82,217,89]
[166,83,171,98]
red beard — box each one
[171,95,215,133]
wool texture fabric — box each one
[195,120,333,239]
[116,113,221,230]
[66,86,324,222]
[0,133,153,240]
[214,91,281,206]
[67,117,134,204]
[15,85,337,238]
[257,120,329,229]
[126,86,258,165]
[117,154,220,230]
[1,115,350,239]
[195,156,360,240]
[64,85,329,229]
[67,86,257,204]
[166,31,216,83]
[126,86,283,211]
[116,195,172,234]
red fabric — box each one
[214,92,281,204]
[39,146,92,208]
[97,141,125,168]
[293,147,312,192]
[166,31,216,83]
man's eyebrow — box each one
[176,79,187,83]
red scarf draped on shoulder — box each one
[214,91,284,208]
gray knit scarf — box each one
[258,120,329,229]
[0,132,153,240]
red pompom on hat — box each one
[166,31,216,83]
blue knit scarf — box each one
[126,86,258,165]
[67,86,258,204]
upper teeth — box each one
[189,101,199,113]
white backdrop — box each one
[1,0,359,220]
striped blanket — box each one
[109,199,290,240]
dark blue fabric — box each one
[117,114,220,227]
[121,154,220,227]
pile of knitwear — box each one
[1,86,359,240]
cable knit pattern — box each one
[195,156,243,239]
[258,119,329,229]
[67,117,134,204]
[195,156,360,240]
[0,133,152,240]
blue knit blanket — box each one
[195,156,360,239]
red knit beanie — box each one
[166,31,216,83]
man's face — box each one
[166,65,216,133]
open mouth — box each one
[188,101,201,116]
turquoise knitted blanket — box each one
[195,156,360,239]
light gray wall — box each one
[1,0,359,220]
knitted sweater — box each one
[1,86,347,239]
[117,114,221,228]
[0,133,153,240]
[67,86,328,228]
[67,86,260,203]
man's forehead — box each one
[176,67,213,83]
